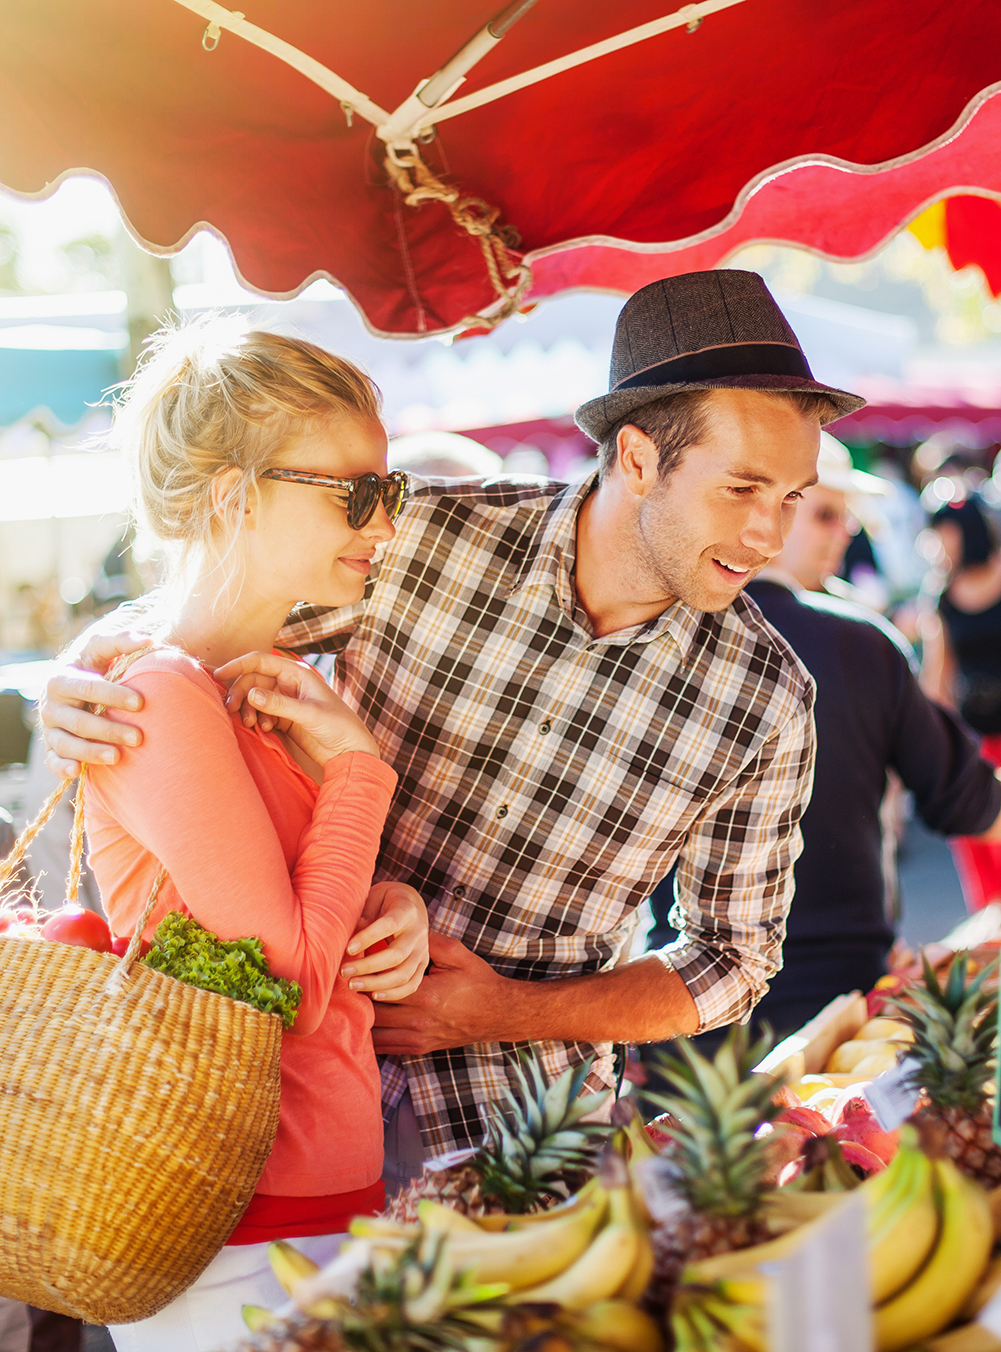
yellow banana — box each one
[670,1308,705,1352]
[443,1187,607,1289]
[242,1305,279,1332]
[702,1294,768,1352]
[716,1273,767,1306]
[682,1219,817,1285]
[761,1188,842,1232]
[921,1323,1001,1350]
[473,1177,602,1231]
[349,1215,419,1240]
[417,1199,484,1234]
[513,1183,639,1309]
[682,1299,726,1351]
[613,1181,654,1302]
[567,1300,666,1352]
[268,1240,320,1295]
[874,1158,993,1352]
[867,1143,939,1304]
[691,1141,935,1304]
[960,1252,1001,1321]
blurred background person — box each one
[923,496,1001,910]
[387,431,503,479]
[646,435,1001,1044]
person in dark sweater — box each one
[649,436,1001,1038]
[923,497,1001,910]
[749,437,1001,1031]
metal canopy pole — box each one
[168,0,750,147]
[377,0,540,148]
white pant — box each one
[107,1233,346,1352]
[0,1299,29,1352]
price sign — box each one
[864,1056,921,1132]
[765,1192,873,1352]
[979,1285,1001,1337]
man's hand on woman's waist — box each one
[371,930,700,1054]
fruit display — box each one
[234,1146,660,1352]
[385,1055,610,1222]
[768,1087,899,1183]
[672,1125,996,1350]
[225,950,1001,1352]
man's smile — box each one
[711,556,757,583]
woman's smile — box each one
[339,553,375,575]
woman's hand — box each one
[214,651,379,766]
[341,881,429,1001]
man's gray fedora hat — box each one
[575,269,866,443]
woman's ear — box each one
[209,466,249,527]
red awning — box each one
[533,91,1001,301]
[3,2,1001,335]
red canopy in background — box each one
[532,91,1001,303]
[2,1,1001,335]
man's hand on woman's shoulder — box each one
[40,628,150,779]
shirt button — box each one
[539,720,551,734]
[496,805,508,819]
[452,885,466,900]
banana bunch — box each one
[670,1127,994,1352]
[352,1149,655,1309]
[243,1231,512,1352]
[496,1299,665,1352]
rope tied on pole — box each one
[385,146,532,332]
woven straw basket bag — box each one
[0,650,282,1324]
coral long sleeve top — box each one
[84,649,397,1198]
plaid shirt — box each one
[278,476,816,1154]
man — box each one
[740,434,1001,1033]
[41,270,861,1168]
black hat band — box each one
[613,341,813,392]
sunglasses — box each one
[261,467,410,530]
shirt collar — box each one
[508,473,705,660]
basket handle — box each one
[0,646,167,978]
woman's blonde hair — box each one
[113,317,382,592]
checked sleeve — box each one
[657,690,816,1032]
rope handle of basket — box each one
[0,646,167,977]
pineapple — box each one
[641,1026,783,1302]
[891,951,1001,1188]
[385,1052,610,1222]
[234,1235,505,1352]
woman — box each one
[924,495,1001,909]
[83,320,429,1351]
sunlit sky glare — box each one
[0,174,218,294]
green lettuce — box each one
[142,911,302,1028]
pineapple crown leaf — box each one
[892,952,999,1113]
[346,1236,507,1352]
[471,1050,608,1210]
[642,1025,780,1218]
[892,951,998,1030]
